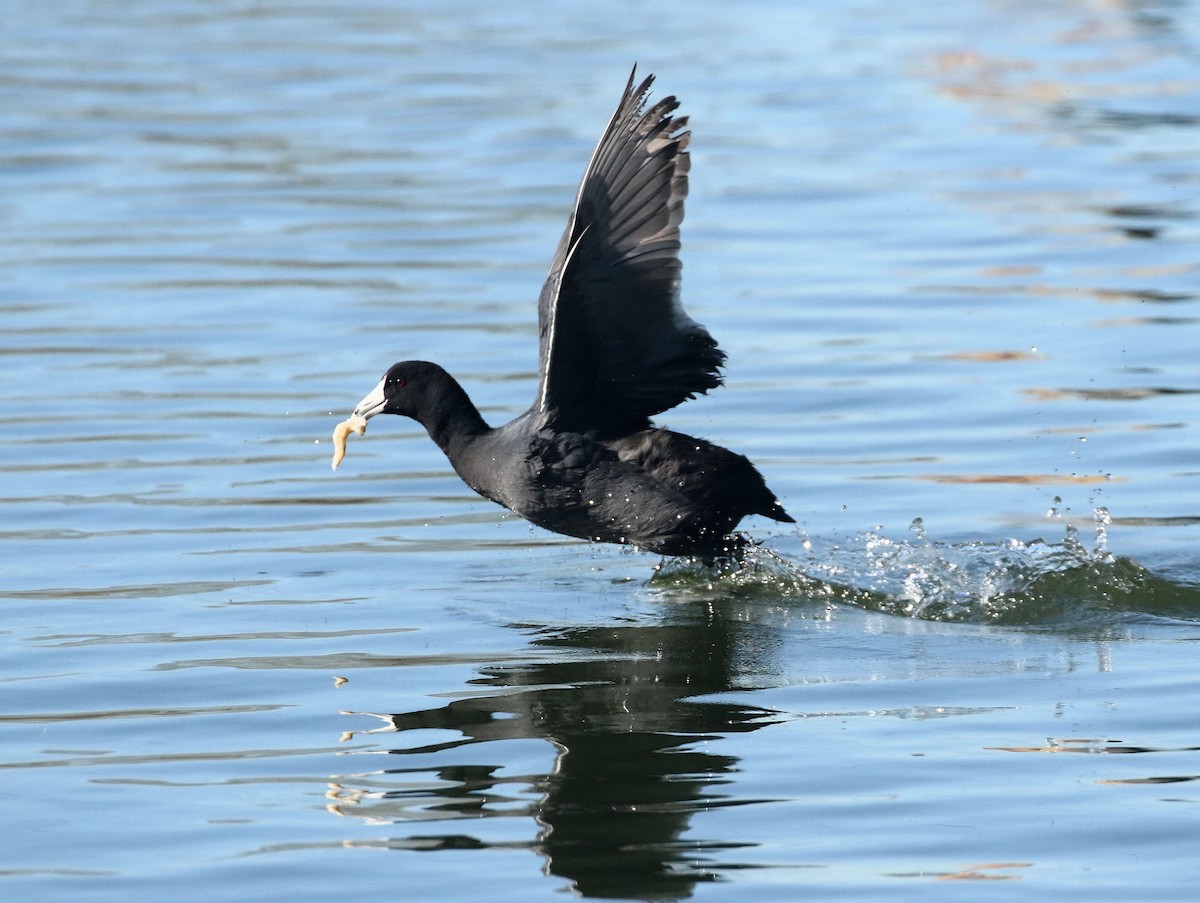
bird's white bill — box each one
[353,379,387,420]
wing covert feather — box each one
[535,70,725,436]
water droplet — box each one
[1092,506,1112,560]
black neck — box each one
[422,378,490,458]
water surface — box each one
[2,1,1199,900]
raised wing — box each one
[533,69,725,437]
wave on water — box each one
[651,509,1200,627]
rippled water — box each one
[3,1,1199,900]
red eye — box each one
[390,377,407,388]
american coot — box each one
[334,69,793,559]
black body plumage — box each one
[345,71,793,559]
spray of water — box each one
[651,508,1200,627]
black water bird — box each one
[338,70,793,558]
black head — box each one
[352,360,455,423]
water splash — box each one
[651,510,1200,627]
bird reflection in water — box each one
[331,605,786,899]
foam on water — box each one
[652,509,1200,628]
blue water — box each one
[3,1,1199,900]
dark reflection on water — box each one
[338,605,790,899]
[329,539,1200,897]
